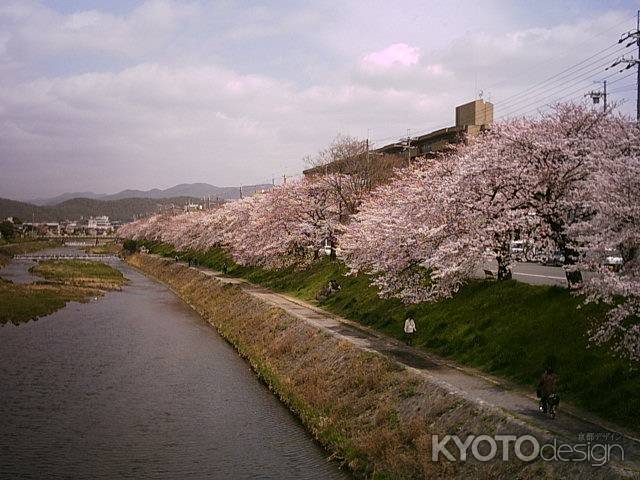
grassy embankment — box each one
[0,260,126,325]
[128,253,618,480]
[0,239,62,267]
[83,243,123,255]
[133,240,640,432]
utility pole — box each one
[366,128,371,163]
[609,10,640,121]
[402,129,412,167]
[239,185,243,199]
[366,136,370,163]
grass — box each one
[135,241,640,432]
[129,253,617,479]
[0,260,126,325]
[0,280,95,325]
[0,240,62,267]
[0,239,62,256]
[30,259,126,289]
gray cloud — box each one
[0,1,636,199]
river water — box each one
[0,253,348,479]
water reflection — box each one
[0,253,348,479]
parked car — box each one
[510,240,525,253]
[542,251,565,267]
[604,254,623,272]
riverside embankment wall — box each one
[127,253,617,479]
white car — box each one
[510,240,526,260]
[604,254,623,271]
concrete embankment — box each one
[127,253,621,479]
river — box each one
[0,252,349,479]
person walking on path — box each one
[403,316,417,346]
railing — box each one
[14,254,119,261]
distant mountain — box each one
[0,197,202,223]
[30,191,104,205]
[31,183,273,205]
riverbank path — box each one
[175,258,640,475]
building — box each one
[84,216,113,235]
[22,222,60,236]
[184,203,203,213]
[95,216,111,229]
[62,221,78,235]
[303,99,494,178]
[371,99,493,158]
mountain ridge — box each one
[0,196,204,223]
[30,182,273,205]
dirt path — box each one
[183,261,639,475]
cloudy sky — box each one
[0,0,638,200]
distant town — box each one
[1,215,119,238]
[0,200,222,239]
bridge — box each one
[35,236,118,240]
[14,254,119,261]
[34,236,119,246]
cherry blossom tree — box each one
[570,114,640,361]
[508,104,612,286]
[450,120,537,280]
[304,134,404,223]
[223,179,343,268]
[339,159,482,303]
[117,101,639,361]
[455,104,613,285]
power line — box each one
[356,15,636,149]
[494,42,627,107]
[496,45,633,114]
[498,66,637,119]
[609,9,640,120]
[504,70,637,119]
[378,46,634,132]
[484,12,638,92]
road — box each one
[480,261,574,286]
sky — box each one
[0,0,638,200]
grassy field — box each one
[0,260,126,325]
[30,259,126,290]
[135,240,640,431]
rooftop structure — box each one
[372,99,494,158]
[303,99,494,178]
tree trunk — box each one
[562,245,583,289]
[329,236,337,261]
[496,256,512,280]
